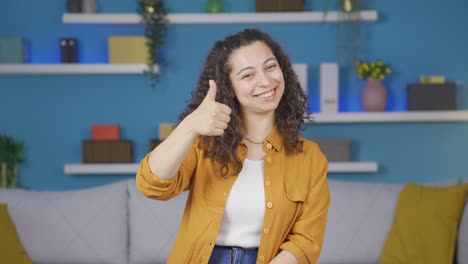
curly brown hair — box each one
[179,28,309,176]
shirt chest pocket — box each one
[283,174,308,202]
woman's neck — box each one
[241,113,275,143]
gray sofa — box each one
[0,178,466,264]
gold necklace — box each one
[243,136,264,145]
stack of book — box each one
[82,125,133,163]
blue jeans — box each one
[208,245,259,264]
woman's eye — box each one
[267,64,277,70]
[242,73,253,79]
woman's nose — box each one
[256,71,270,87]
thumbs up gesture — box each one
[188,80,232,136]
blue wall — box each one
[1,0,467,190]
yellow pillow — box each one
[0,203,33,264]
[380,183,468,264]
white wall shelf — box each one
[0,64,156,74]
[64,162,378,175]
[62,10,378,24]
[309,110,468,123]
[328,162,378,173]
[65,164,139,175]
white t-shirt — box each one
[215,159,266,248]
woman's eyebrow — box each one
[236,57,276,76]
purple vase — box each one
[362,77,387,111]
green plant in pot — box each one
[0,134,25,189]
[137,0,168,88]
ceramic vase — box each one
[362,77,387,111]
[205,0,225,13]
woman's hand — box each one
[187,80,232,136]
[268,250,298,264]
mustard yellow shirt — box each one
[136,127,330,264]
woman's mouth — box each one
[255,88,276,99]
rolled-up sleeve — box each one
[135,140,198,201]
[280,150,330,264]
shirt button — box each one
[223,192,227,196]
[266,157,272,163]
[266,143,272,149]
[264,181,271,187]
[266,202,273,208]
[263,228,270,234]
[258,255,265,261]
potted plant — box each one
[355,59,392,111]
[137,0,168,88]
[0,134,25,188]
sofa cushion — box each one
[380,183,468,264]
[0,180,128,264]
[459,177,468,264]
[318,178,458,264]
[0,203,32,264]
[128,179,187,264]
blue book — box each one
[0,37,28,63]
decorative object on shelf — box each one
[292,63,308,97]
[320,63,339,113]
[159,123,175,140]
[137,0,168,88]
[66,0,82,13]
[323,0,365,65]
[83,140,133,163]
[356,59,391,111]
[256,0,304,12]
[81,0,97,13]
[0,37,28,63]
[336,0,363,65]
[108,36,148,63]
[419,75,446,84]
[82,124,133,163]
[59,38,78,63]
[149,139,162,151]
[92,124,120,140]
[310,137,351,161]
[0,134,25,189]
[407,83,456,111]
[205,0,225,13]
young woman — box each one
[136,28,330,264]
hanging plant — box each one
[322,0,364,65]
[137,0,168,88]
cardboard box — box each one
[82,140,133,163]
[407,83,456,111]
[256,0,304,12]
[0,37,28,63]
[311,138,351,162]
[92,125,120,141]
[108,36,149,64]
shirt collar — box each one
[265,126,283,152]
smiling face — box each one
[228,41,285,117]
